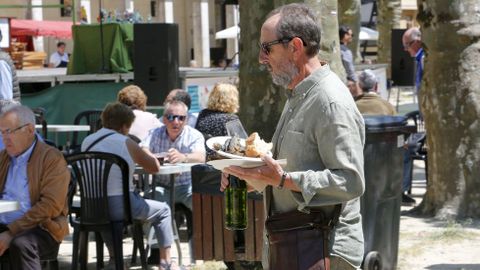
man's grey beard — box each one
[271,61,299,88]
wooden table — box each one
[0,200,20,214]
[135,163,200,265]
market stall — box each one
[9,19,73,69]
[68,23,133,74]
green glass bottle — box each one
[224,175,248,230]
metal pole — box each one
[71,0,76,24]
[99,0,106,73]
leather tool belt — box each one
[265,206,341,270]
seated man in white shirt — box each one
[48,42,69,68]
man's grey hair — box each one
[358,69,377,92]
[266,3,321,57]
[2,105,35,126]
[0,100,20,114]
[163,100,188,115]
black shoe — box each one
[402,194,416,204]
[147,247,159,265]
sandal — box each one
[160,261,171,270]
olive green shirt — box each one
[267,64,365,268]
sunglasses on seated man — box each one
[165,114,187,122]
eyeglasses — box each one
[403,40,416,49]
[0,123,29,136]
[165,114,187,122]
[259,37,295,55]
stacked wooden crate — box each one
[22,51,47,69]
[8,42,47,70]
[9,42,27,70]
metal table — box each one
[135,163,200,265]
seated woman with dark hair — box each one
[195,83,241,160]
[81,102,179,270]
[117,85,162,141]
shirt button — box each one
[289,108,293,113]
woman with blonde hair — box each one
[117,85,162,141]
[195,83,241,159]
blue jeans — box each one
[154,184,192,210]
[103,192,173,249]
[402,145,416,192]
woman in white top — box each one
[117,85,162,141]
[81,102,178,270]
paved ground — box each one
[57,163,427,270]
[57,87,432,269]
[57,228,196,269]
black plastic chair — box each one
[405,110,425,133]
[70,110,103,152]
[405,110,428,193]
[66,152,147,270]
[32,107,48,140]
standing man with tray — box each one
[221,3,365,270]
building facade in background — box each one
[0,0,240,68]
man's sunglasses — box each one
[259,37,295,55]
[165,114,187,122]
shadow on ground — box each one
[426,264,480,270]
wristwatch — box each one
[278,171,288,190]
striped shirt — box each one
[141,125,205,186]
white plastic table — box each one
[35,124,90,147]
[135,163,200,265]
[0,200,20,213]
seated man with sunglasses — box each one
[141,100,206,210]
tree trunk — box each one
[376,0,401,77]
[416,0,480,219]
[238,0,282,140]
[238,0,343,140]
[308,0,345,79]
[338,0,361,63]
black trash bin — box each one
[361,115,409,270]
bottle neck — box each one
[228,175,246,188]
